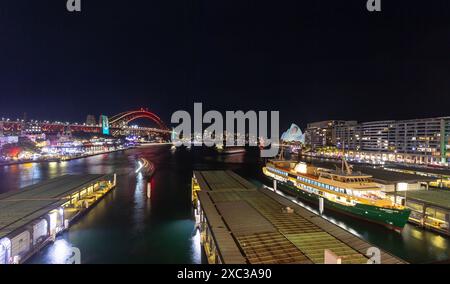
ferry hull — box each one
[266,176,411,231]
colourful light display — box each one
[101,115,110,135]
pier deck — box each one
[192,170,406,264]
[388,189,450,235]
[0,174,115,264]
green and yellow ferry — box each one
[263,159,411,232]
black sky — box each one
[1,0,450,129]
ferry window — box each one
[406,201,423,212]
[436,210,446,221]
[426,207,436,217]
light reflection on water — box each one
[133,172,151,234]
[47,239,75,264]
[191,228,202,264]
[18,146,202,264]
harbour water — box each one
[0,145,449,263]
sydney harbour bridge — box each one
[0,108,170,137]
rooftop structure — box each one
[0,174,108,237]
[0,174,115,264]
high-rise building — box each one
[333,122,361,151]
[305,120,356,150]
[86,115,97,126]
[314,117,450,165]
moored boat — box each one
[263,159,411,232]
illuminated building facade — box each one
[305,120,357,150]
[316,117,450,165]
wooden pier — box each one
[192,170,406,264]
[0,174,116,264]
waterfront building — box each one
[305,120,357,150]
[308,117,450,166]
[86,115,97,126]
[0,136,19,148]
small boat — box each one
[136,158,155,178]
[216,145,246,155]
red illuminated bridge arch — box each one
[109,108,168,130]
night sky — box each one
[1,0,450,130]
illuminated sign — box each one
[101,115,110,135]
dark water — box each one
[0,145,449,264]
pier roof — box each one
[401,189,450,210]
[194,170,406,264]
[0,174,108,237]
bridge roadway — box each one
[0,108,171,136]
